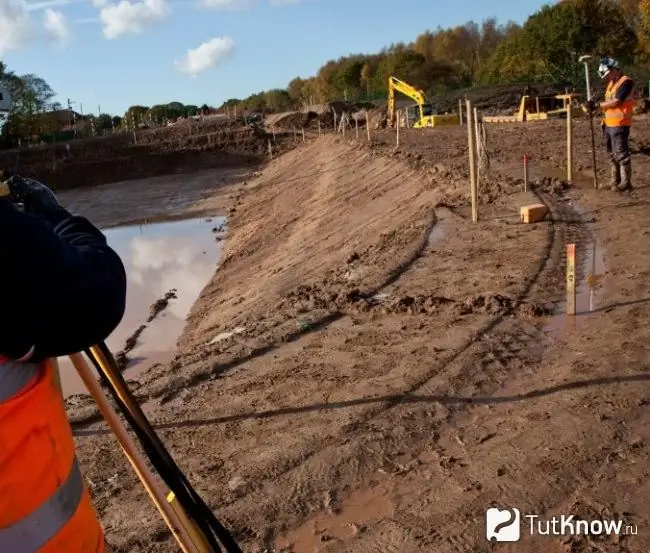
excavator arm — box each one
[388,76,428,126]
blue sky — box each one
[2,0,552,116]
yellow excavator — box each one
[387,76,459,128]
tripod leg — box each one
[69,353,200,553]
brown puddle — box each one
[274,487,394,553]
[428,207,452,246]
[544,238,605,341]
[59,215,225,396]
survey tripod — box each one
[0,177,242,553]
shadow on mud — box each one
[74,371,650,437]
[71,190,570,433]
[70,208,439,430]
[579,199,650,215]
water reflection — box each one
[544,239,605,342]
[60,216,225,396]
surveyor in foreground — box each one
[587,57,635,192]
[0,175,126,552]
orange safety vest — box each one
[0,356,106,552]
[603,75,634,127]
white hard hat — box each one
[598,57,620,78]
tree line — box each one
[2,0,649,145]
[0,61,216,146]
[221,0,650,112]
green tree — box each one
[123,105,149,127]
[1,70,57,142]
[263,89,292,111]
[334,57,364,98]
[96,113,114,131]
[514,0,635,83]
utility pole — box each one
[67,98,73,129]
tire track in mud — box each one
[76,139,591,549]
[197,187,590,545]
[379,191,598,553]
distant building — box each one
[42,109,91,133]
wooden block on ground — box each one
[520,203,548,224]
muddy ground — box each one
[64,115,650,553]
[0,117,292,191]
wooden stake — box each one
[318,120,321,136]
[566,243,576,315]
[523,155,529,192]
[333,111,337,132]
[458,99,463,125]
[366,111,370,141]
[466,100,477,223]
[355,116,359,138]
[567,102,573,183]
[302,128,305,142]
[268,140,272,158]
[474,106,480,186]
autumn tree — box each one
[263,89,292,111]
[492,0,636,84]
[638,0,650,58]
[123,105,149,127]
[287,77,305,102]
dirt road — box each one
[68,117,650,552]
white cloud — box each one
[199,0,306,8]
[43,7,69,44]
[0,0,36,53]
[199,0,255,8]
[99,0,169,39]
[25,0,75,11]
[174,36,234,76]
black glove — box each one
[7,176,69,225]
[587,100,597,113]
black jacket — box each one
[0,199,127,361]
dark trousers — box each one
[604,125,631,165]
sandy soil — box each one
[67,116,650,553]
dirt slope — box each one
[70,134,558,552]
[70,118,650,553]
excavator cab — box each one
[404,103,433,127]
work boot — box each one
[609,160,620,190]
[617,161,633,191]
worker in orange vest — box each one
[0,175,126,552]
[587,57,635,192]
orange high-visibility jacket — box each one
[603,75,635,127]
[0,356,106,552]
